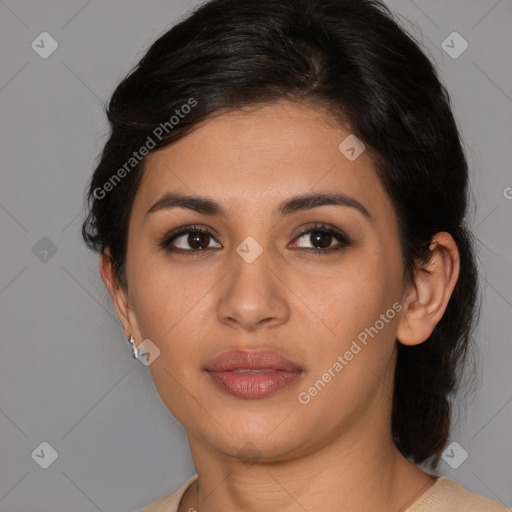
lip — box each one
[206,348,302,372]
[205,349,303,399]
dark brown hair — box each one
[82,0,479,468]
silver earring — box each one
[128,335,139,359]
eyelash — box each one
[158,222,351,256]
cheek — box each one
[127,256,215,381]
[127,247,197,335]
[305,251,403,382]
[318,254,400,336]
[128,263,208,418]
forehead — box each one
[132,101,393,224]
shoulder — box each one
[131,474,509,512]
[137,474,198,512]
[406,476,510,512]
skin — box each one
[100,100,460,512]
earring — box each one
[128,335,139,359]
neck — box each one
[181,423,435,512]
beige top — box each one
[136,474,510,512]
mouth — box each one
[230,369,278,374]
[205,349,303,399]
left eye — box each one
[292,226,350,253]
[296,230,337,249]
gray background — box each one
[0,0,511,511]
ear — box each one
[396,232,460,346]
[99,248,142,341]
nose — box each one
[216,244,291,331]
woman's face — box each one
[117,100,409,462]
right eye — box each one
[159,225,222,253]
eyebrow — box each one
[145,191,373,222]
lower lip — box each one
[206,369,302,399]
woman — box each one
[82,0,509,510]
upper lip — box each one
[205,349,302,372]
